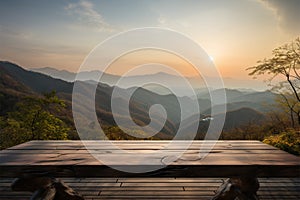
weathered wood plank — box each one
[0,178,299,200]
[121,182,221,187]
[0,140,299,178]
[0,149,288,154]
[6,140,277,150]
[99,190,216,196]
[1,151,298,165]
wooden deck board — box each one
[0,140,299,199]
[0,178,299,199]
[0,140,299,178]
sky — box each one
[0,0,299,81]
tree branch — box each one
[287,75,300,102]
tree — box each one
[248,37,300,126]
[0,91,69,149]
[273,83,300,127]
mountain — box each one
[30,67,120,84]
[3,62,73,94]
[2,61,273,140]
[230,91,276,104]
[0,63,35,114]
[218,107,265,131]
[197,88,277,114]
[30,67,206,96]
[197,88,247,104]
[196,88,274,103]
[30,67,269,92]
[0,61,183,138]
[180,107,265,139]
[0,63,32,94]
[202,101,267,115]
[30,67,77,82]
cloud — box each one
[259,0,300,33]
[65,0,114,32]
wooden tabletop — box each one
[0,140,299,178]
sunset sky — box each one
[0,0,299,80]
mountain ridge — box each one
[1,61,275,139]
[30,66,269,91]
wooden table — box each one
[0,140,299,200]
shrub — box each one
[263,129,300,155]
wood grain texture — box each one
[0,178,299,200]
[0,141,299,178]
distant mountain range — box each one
[180,107,266,139]
[1,61,278,139]
[30,67,269,93]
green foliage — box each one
[247,37,300,126]
[245,37,300,154]
[263,129,300,155]
[0,91,69,149]
[80,125,159,140]
[247,37,300,83]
